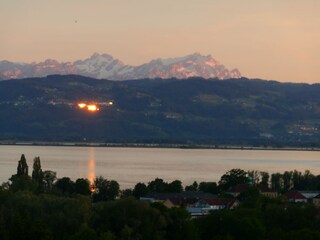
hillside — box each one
[0,75,320,147]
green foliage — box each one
[9,154,35,192]
[120,188,134,199]
[185,181,198,191]
[55,177,75,194]
[237,186,260,207]
[9,174,35,192]
[32,156,42,182]
[17,154,28,176]
[32,156,44,193]
[219,169,248,190]
[91,198,167,240]
[164,207,198,240]
[43,170,57,192]
[3,159,320,239]
[167,180,183,193]
[260,171,269,187]
[148,178,167,193]
[0,191,91,240]
[195,208,266,240]
[92,177,120,202]
[270,170,319,192]
[198,182,218,194]
[75,178,91,195]
[147,178,183,193]
[133,182,148,198]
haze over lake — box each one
[1,145,319,188]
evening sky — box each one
[1,0,319,83]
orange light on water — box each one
[88,148,96,192]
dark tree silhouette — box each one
[133,182,148,198]
[75,178,91,195]
[32,156,44,193]
[17,154,28,176]
[219,169,248,190]
[93,176,120,201]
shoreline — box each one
[0,141,319,152]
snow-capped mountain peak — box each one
[0,53,241,80]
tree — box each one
[55,177,75,194]
[271,173,282,191]
[147,178,167,192]
[120,189,133,199]
[107,180,120,200]
[247,170,260,186]
[9,154,34,192]
[17,154,28,176]
[32,157,42,181]
[75,178,91,195]
[219,169,248,190]
[93,177,120,202]
[302,170,316,190]
[43,170,56,191]
[167,180,183,193]
[292,170,303,190]
[133,182,148,198]
[259,171,270,188]
[283,171,293,191]
[185,181,198,191]
[32,157,44,192]
[198,182,218,194]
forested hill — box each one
[0,75,320,146]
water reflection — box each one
[1,146,320,189]
[88,147,96,185]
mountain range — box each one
[0,53,241,80]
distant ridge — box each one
[0,53,241,80]
[0,75,319,146]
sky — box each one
[1,0,320,83]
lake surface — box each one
[0,145,319,188]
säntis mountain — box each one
[0,53,241,80]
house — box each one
[226,184,250,197]
[140,191,217,208]
[284,191,307,203]
[258,185,278,198]
[312,194,320,207]
[298,191,320,200]
[195,198,239,210]
[227,184,278,198]
[186,198,239,217]
[140,191,239,217]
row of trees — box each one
[6,155,120,201]
[6,155,320,201]
[247,169,320,192]
[2,190,319,240]
[2,154,320,239]
[5,155,244,200]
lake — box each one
[0,145,319,188]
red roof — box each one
[285,191,306,199]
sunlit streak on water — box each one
[88,147,96,185]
